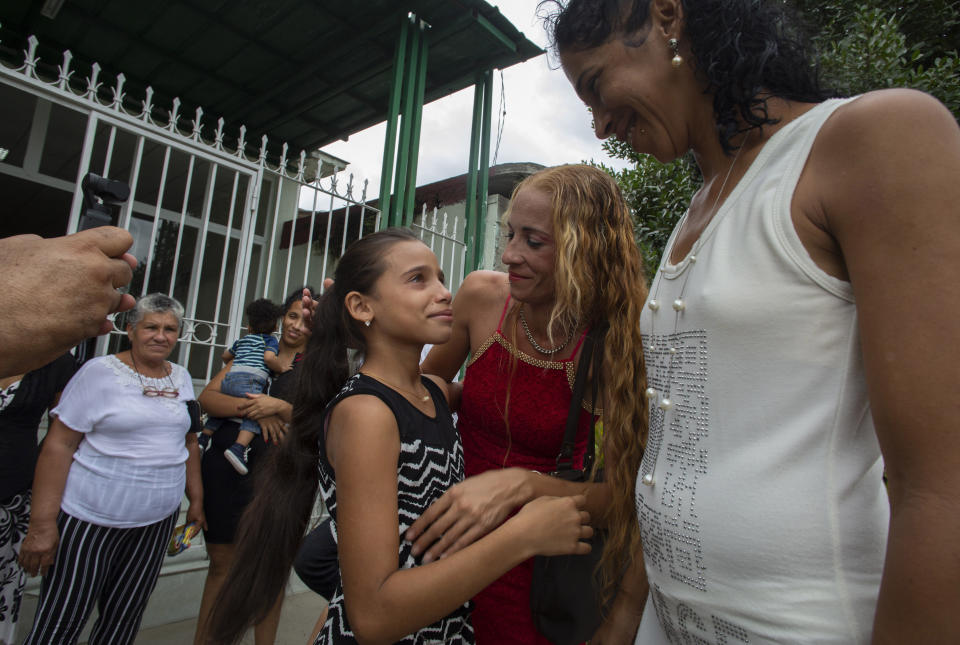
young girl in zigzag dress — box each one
[206,228,593,644]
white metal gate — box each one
[413,204,467,295]
[0,37,381,382]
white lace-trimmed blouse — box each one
[53,355,196,528]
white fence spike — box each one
[58,49,73,90]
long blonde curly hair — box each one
[508,164,649,591]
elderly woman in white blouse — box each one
[18,293,204,645]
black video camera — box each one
[79,172,130,231]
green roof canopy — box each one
[0,0,543,155]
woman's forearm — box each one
[274,400,293,423]
[872,488,960,642]
[526,471,612,527]
[197,388,245,418]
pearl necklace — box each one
[518,304,577,356]
[361,371,430,402]
[641,136,750,487]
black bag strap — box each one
[553,321,608,475]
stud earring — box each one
[668,38,683,68]
[364,319,371,327]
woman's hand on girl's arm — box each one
[330,395,592,644]
[18,417,83,576]
[407,468,611,563]
[238,393,292,422]
[405,468,535,563]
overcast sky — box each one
[313,0,630,203]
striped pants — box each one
[22,509,178,645]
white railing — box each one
[413,205,467,294]
[0,32,382,382]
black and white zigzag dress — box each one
[315,373,474,644]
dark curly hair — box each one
[244,298,282,334]
[543,0,833,153]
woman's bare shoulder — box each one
[455,271,509,310]
[820,89,956,154]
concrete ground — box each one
[134,590,327,645]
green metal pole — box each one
[403,28,429,226]
[393,18,420,228]
[379,14,410,228]
[475,69,493,268]
[463,73,484,272]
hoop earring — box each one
[668,38,683,68]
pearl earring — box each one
[668,38,683,68]
[364,319,371,327]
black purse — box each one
[185,399,203,434]
[530,322,609,645]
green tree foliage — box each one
[599,0,960,281]
[807,0,960,119]
[596,145,700,278]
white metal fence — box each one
[413,204,467,296]
[0,36,382,382]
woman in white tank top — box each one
[544,1,960,643]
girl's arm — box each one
[328,395,591,644]
[18,417,83,576]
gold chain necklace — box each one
[361,371,430,402]
[518,305,577,356]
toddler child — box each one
[199,298,288,474]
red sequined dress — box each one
[459,296,594,645]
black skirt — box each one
[200,419,272,544]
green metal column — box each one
[402,33,429,225]
[392,21,421,227]
[378,15,410,227]
[474,69,493,268]
[380,13,429,229]
[464,69,494,272]
[463,74,485,272]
